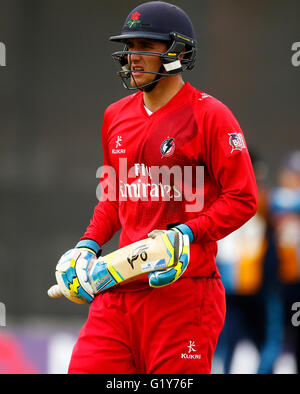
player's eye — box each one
[140,41,154,50]
[127,42,134,50]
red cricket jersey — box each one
[81,82,257,287]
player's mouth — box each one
[132,66,145,76]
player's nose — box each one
[129,51,143,63]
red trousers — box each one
[68,278,226,374]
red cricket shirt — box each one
[81,82,257,286]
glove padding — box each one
[55,248,97,304]
[148,228,190,288]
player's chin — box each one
[130,74,155,89]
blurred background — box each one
[0,0,299,373]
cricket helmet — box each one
[110,1,197,91]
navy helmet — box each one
[110,1,197,91]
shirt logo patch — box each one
[112,136,126,154]
[228,133,246,153]
[181,341,201,360]
[198,93,211,101]
[116,136,122,148]
[160,138,175,158]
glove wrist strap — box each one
[173,224,194,243]
[75,239,102,257]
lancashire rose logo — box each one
[128,12,141,28]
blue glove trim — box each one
[149,268,177,287]
[174,224,194,243]
[90,262,119,292]
[75,239,101,256]
[61,267,94,303]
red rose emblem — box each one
[131,12,141,21]
[128,12,141,28]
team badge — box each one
[228,133,245,153]
[160,138,175,158]
[127,12,141,28]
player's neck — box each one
[143,75,185,113]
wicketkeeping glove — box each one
[147,225,192,288]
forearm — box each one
[186,189,257,243]
[81,199,121,247]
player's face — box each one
[126,38,168,88]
